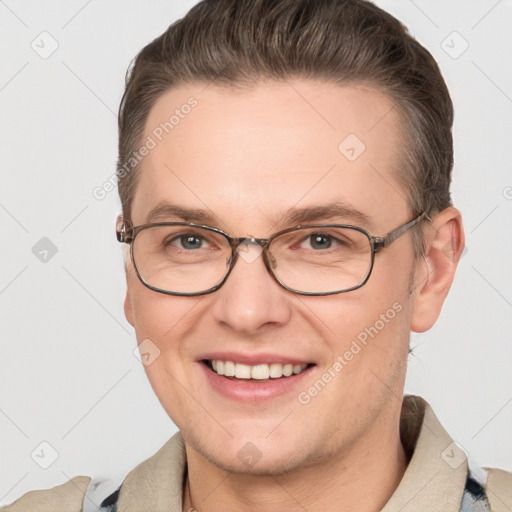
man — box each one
[3,0,510,511]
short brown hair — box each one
[117,0,454,255]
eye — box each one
[303,233,338,250]
[169,233,206,250]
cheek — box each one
[300,255,415,370]
[304,293,411,351]
[127,266,193,338]
[126,275,208,423]
[126,270,207,380]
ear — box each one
[411,206,465,333]
[124,290,135,327]
[121,238,135,327]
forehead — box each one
[132,79,408,232]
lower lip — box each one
[199,361,315,403]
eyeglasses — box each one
[116,212,428,296]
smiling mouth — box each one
[202,359,315,381]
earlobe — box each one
[410,206,465,333]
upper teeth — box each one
[210,360,308,380]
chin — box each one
[185,426,315,476]
[204,444,310,477]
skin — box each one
[123,79,464,511]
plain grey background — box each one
[1,0,511,505]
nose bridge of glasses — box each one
[232,236,269,247]
[231,237,271,265]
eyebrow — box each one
[275,202,374,230]
[144,201,374,230]
[145,203,216,224]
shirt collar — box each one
[382,395,468,511]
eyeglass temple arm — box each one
[372,212,430,252]
[116,218,134,243]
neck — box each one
[182,410,407,512]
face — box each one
[124,80,420,475]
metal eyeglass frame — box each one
[116,212,429,297]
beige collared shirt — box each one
[2,395,510,511]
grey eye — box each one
[308,234,332,250]
[177,234,204,249]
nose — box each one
[210,244,292,334]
